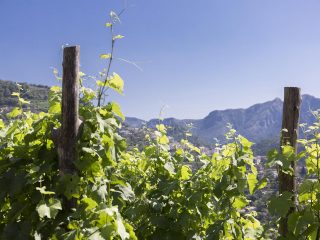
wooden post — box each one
[279,87,301,236]
[58,46,80,175]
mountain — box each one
[125,95,320,152]
[124,117,147,128]
[193,98,283,143]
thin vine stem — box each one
[97,9,126,107]
[97,25,115,107]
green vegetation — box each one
[0,83,137,239]
[0,79,49,113]
[1,8,320,240]
[266,118,320,239]
[0,82,267,239]
[120,126,265,239]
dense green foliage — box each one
[0,83,267,239]
[267,116,320,239]
[119,125,265,239]
[0,83,137,239]
[2,8,320,240]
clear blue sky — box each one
[1,0,320,120]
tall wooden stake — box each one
[279,87,301,237]
[58,46,80,175]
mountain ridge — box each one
[125,95,320,150]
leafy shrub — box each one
[0,84,137,239]
[119,125,265,239]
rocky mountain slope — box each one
[125,95,320,150]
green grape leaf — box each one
[164,162,175,175]
[239,135,253,148]
[82,197,98,211]
[268,191,293,217]
[0,119,5,129]
[232,196,249,209]
[49,102,61,114]
[117,183,135,201]
[247,173,258,194]
[58,174,80,199]
[117,214,130,240]
[108,73,124,94]
[11,92,20,97]
[48,198,62,219]
[158,135,169,145]
[288,212,300,233]
[36,186,55,195]
[100,54,112,59]
[81,87,96,102]
[50,86,61,92]
[96,80,106,87]
[113,35,124,40]
[7,107,22,118]
[36,201,51,219]
[156,124,166,133]
[253,177,268,192]
[179,165,191,180]
[111,102,125,120]
[19,97,30,105]
[36,198,61,219]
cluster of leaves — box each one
[267,113,320,239]
[0,74,270,239]
[0,82,137,239]
[118,124,266,239]
[0,76,269,240]
[0,9,141,239]
[0,9,134,239]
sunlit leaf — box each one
[100,54,112,59]
[113,35,124,40]
[7,107,22,118]
[36,186,55,195]
[82,197,98,211]
[111,102,125,120]
[179,165,191,180]
[108,73,124,94]
[164,162,175,175]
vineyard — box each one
[1,10,320,240]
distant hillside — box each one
[125,95,320,154]
[0,79,49,113]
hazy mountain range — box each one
[125,95,320,149]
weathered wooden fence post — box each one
[58,46,80,176]
[279,87,301,237]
